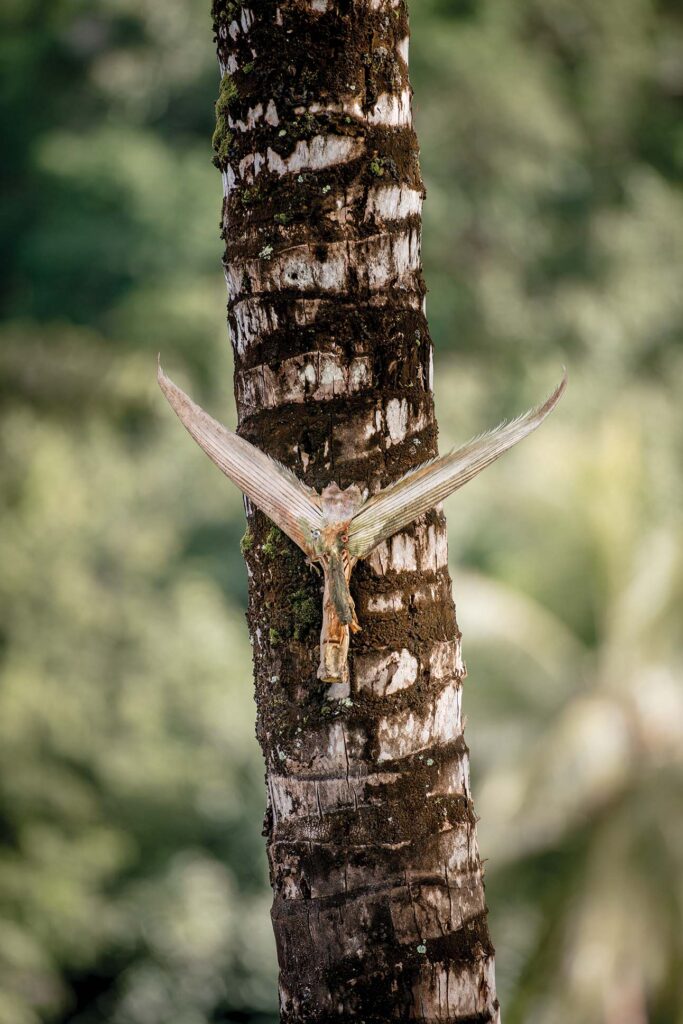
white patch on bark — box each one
[236,353,373,409]
[410,957,498,1020]
[354,638,464,696]
[325,679,350,700]
[225,229,421,300]
[264,676,461,779]
[367,228,421,292]
[231,298,280,354]
[331,399,431,464]
[385,397,409,444]
[365,519,449,576]
[230,136,363,186]
[354,648,419,697]
[430,751,470,799]
[288,95,413,129]
[237,151,266,182]
[265,99,279,125]
[282,722,365,777]
[412,580,447,608]
[305,98,363,118]
[429,638,465,681]
[364,184,423,222]
[222,166,236,196]
[218,76,421,158]
[368,90,412,127]
[265,135,363,176]
[397,35,410,65]
[268,771,400,822]
[229,102,264,131]
[366,591,405,614]
[390,531,417,571]
[375,681,462,762]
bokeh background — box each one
[2,0,682,1021]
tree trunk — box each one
[211,1,499,1020]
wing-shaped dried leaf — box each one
[158,362,323,555]
[348,372,567,559]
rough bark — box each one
[211,1,500,1020]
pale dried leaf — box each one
[349,372,567,558]
[158,362,323,555]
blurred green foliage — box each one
[1,0,682,1022]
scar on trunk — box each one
[158,360,566,685]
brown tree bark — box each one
[211,1,499,1019]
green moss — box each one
[240,530,254,554]
[212,125,233,166]
[240,185,262,206]
[369,154,398,180]
[269,627,282,646]
[291,589,318,640]
[287,113,318,139]
[212,0,242,23]
[262,527,283,559]
[242,60,255,74]
[274,211,293,225]
[216,74,238,116]
[212,74,238,167]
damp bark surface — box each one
[211,1,499,1020]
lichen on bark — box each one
[211,0,500,1020]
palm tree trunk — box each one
[211,1,499,1019]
